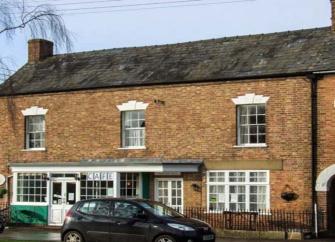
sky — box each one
[0,0,331,71]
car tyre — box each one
[154,235,176,242]
[63,230,84,242]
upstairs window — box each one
[122,111,145,148]
[117,101,148,149]
[232,94,269,147]
[25,115,45,149]
[237,104,266,145]
[22,106,48,150]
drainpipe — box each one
[309,74,319,238]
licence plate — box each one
[203,234,214,241]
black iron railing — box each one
[183,208,325,233]
[0,203,9,224]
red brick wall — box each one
[317,75,335,230]
[0,77,313,209]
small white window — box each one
[207,171,270,212]
[25,115,46,149]
[122,111,145,148]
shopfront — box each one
[9,159,201,225]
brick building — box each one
[1,1,335,233]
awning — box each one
[9,158,203,173]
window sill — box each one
[233,144,268,148]
[118,147,146,150]
[21,148,47,152]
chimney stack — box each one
[28,39,54,64]
[331,0,335,31]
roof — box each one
[9,158,203,167]
[1,27,335,96]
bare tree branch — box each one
[0,0,72,83]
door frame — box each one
[48,177,80,225]
[154,178,184,212]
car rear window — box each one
[78,200,111,216]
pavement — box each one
[0,227,334,242]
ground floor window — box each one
[80,172,115,200]
[120,173,140,198]
[16,173,47,203]
[207,170,269,212]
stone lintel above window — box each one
[22,106,48,116]
[232,93,270,105]
[117,100,149,111]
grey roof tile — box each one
[1,27,335,96]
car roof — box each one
[78,197,151,203]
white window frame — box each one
[121,110,146,149]
[25,115,46,150]
[117,101,148,149]
[154,178,184,212]
[232,94,269,148]
[206,170,270,212]
[12,172,49,206]
[236,104,266,147]
[119,172,142,198]
[22,106,48,151]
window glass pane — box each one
[258,115,266,124]
[258,105,266,114]
[250,135,258,144]
[113,201,143,218]
[250,172,267,183]
[259,135,266,143]
[229,172,245,182]
[249,106,257,115]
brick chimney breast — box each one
[28,39,54,64]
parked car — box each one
[61,198,215,242]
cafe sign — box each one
[87,172,115,181]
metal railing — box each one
[183,207,325,233]
[0,203,9,224]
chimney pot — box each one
[28,39,54,64]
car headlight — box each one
[167,223,195,231]
[191,218,213,229]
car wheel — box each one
[154,235,176,242]
[64,231,84,242]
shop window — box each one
[207,171,269,212]
[80,174,114,200]
[16,173,47,203]
[120,173,140,198]
[121,111,145,148]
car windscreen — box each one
[139,201,184,218]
